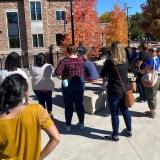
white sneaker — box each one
[66,126,71,132]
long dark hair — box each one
[5,52,21,71]
[0,74,28,114]
[35,53,47,67]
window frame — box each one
[55,10,66,21]
[30,1,42,21]
[32,34,44,48]
[6,10,21,49]
[56,33,64,46]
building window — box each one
[32,34,44,48]
[56,11,66,21]
[6,12,20,48]
[30,1,42,20]
[56,34,64,46]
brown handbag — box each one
[115,66,135,108]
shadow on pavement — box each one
[95,108,144,118]
[30,94,65,108]
[54,88,62,92]
[54,118,112,140]
[130,110,144,117]
[52,95,64,108]
[85,86,103,92]
[95,108,110,117]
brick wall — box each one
[0,0,71,67]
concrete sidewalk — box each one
[29,77,160,160]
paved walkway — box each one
[29,77,160,160]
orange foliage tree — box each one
[105,5,128,46]
[63,0,102,56]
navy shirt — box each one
[84,60,99,80]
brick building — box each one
[0,0,70,66]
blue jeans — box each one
[108,93,132,137]
[34,90,52,112]
[62,77,85,126]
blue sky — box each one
[97,0,146,16]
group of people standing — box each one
[129,43,160,118]
[0,41,159,159]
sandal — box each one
[144,111,156,118]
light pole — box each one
[126,7,132,46]
[70,0,75,45]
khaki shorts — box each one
[144,80,159,110]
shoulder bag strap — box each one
[115,65,126,92]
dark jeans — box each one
[136,74,146,100]
[108,93,132,137]
[34,90,52,112]
[62,77,85,126]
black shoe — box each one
[122,129,132,137]
[135,97,144,103]
[104,135,119,142]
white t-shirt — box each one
[0,68,28,85]
[31,63,54,91]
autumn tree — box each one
[105,5,128,46]
[63,0,102,56]
[141,0,160,40]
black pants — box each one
[34,90,52,112]
[62,78,85,126]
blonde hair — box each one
[110,42,126,65]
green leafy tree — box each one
[99,12,110,23]
[129,13,144,40]
[141,0,160,40]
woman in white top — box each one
[0,52,28,84]
[31,53,54,118]
[0,52,28,103]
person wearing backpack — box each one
[140,47,160,118]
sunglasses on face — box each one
[149,50,155,52]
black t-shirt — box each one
[100,60,130,96]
